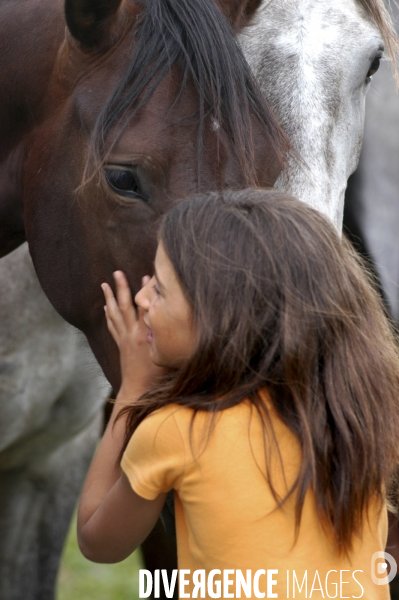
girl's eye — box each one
[104,166,150,203]
[152,284,160,296]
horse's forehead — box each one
[108,81,201,161]
[249,0,382,50]
[242,0,383,100]
[72,64,190,134]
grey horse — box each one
[344,3,399,320]
[0,244,107,599]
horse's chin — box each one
[84,322,122,392]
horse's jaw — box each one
[273,126,364,232]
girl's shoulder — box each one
[139,402,194,432]
[140,389,274,433]
[134,390,280,458]
[142,397,260,426]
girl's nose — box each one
[135,275,152,310]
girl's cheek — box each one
[149,294,158,309]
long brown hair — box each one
[120,189,399,554]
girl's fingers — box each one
[142,275,151,287]
[101,282,126,338]
[113,271,137,329]
[104,307,120,343]
[102,272,149,339]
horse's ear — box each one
[217,0,263,31]
[65,0,125,48]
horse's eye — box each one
[366,55,382,81]
[104,167,149,202]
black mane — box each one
[91,0,290,184]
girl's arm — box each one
[77,272,166,564]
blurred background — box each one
[56,511,143,600]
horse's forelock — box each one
[88,0,290,187]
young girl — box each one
[78,189,399,599]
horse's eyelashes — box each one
[104,167,149,203]
[366,55,382,81]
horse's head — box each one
[240,0,398,229]
[22,0,289,387]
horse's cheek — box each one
[23,125,159,388]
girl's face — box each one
[135,241,197,368]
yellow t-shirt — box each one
[121,395,389,599]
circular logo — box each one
[371,551,397,585]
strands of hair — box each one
[88,0,290,186]
[359,0,399,80]
[117,189,399,556]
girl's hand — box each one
[101,271,164,397]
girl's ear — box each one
[216,0,263,31]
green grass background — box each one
[56,511,143,600]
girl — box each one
[78,189,399,599]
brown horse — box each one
[0,0,288,389]
[0,0,288,597]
